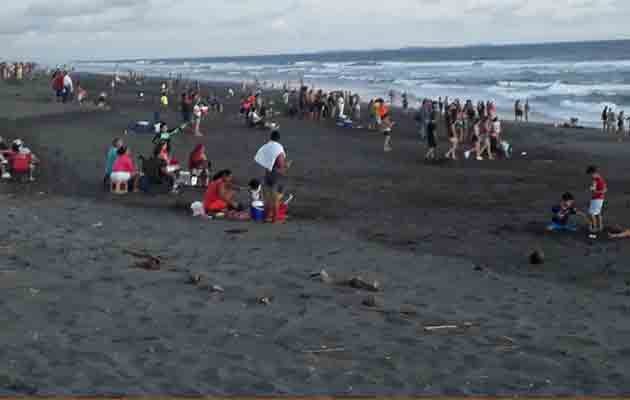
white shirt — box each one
[63,75,73,92]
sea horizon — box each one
[74,39,630,127]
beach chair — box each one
[110,180,128,194]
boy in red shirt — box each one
[587,165,607,239]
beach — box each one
[1,73,630,395]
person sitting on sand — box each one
[111,145,140,192]
[546,192,586,232]
[154,141,181,193]
[96,92,109,109]
[586,165,607,239]
[255,130,291,223]
[76,85,88,105]
[8,139,38,181]
[203,169,240,213]
[188,144,210,187]
[105,137,123,186]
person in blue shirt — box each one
[105,137,123,181]
[546,192,586,232]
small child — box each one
[547,192,585,232]
[249,179,262,203]
[587,165,607,239]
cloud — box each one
[0,0,628,61]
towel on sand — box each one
[254,141,285,172]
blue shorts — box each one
[547,223,577,232]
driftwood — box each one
[125,248,166,271]
[302,347,346,354]
[311,270,381,292]
[423,322,475,332]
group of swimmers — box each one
[416,98,508,161]
[601,106,629,135]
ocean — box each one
[75,40,630,127]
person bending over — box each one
[203,169,239,213]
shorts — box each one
[589,199,605,216]
[264,170,285,193]
[56,89,63,97]
[110,171,131,183]
[547,222,577,232]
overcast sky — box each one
[1,0,628,62]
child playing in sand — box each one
[586,165,607,239]
[546,192,586,232]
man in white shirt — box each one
[62,71,73,103]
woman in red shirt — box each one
[203,169,238,213]
[111,146,140,192]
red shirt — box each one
[12,152,32,173]
[591,176,607,200]
[112,153,136,174]
[203,177,226,210]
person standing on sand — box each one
[586,165,607,239]
[62,71,74,103]
[617,111,625,136]
[524,100,530,122]
[425,110,438,160]
[607,108,616,134]
[602,106,608,132]
[255,130,290,223]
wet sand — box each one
[1,74,630,395]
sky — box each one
[0,0,628,62]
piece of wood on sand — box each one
[310,269,381,292]
[125,248,166,271]
[423,322,475,332]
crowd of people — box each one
[416,98,510,161]
[601,106,629,135]
[0,62,35,81]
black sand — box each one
[1,74,630,395]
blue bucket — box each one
[250,205,265,222]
